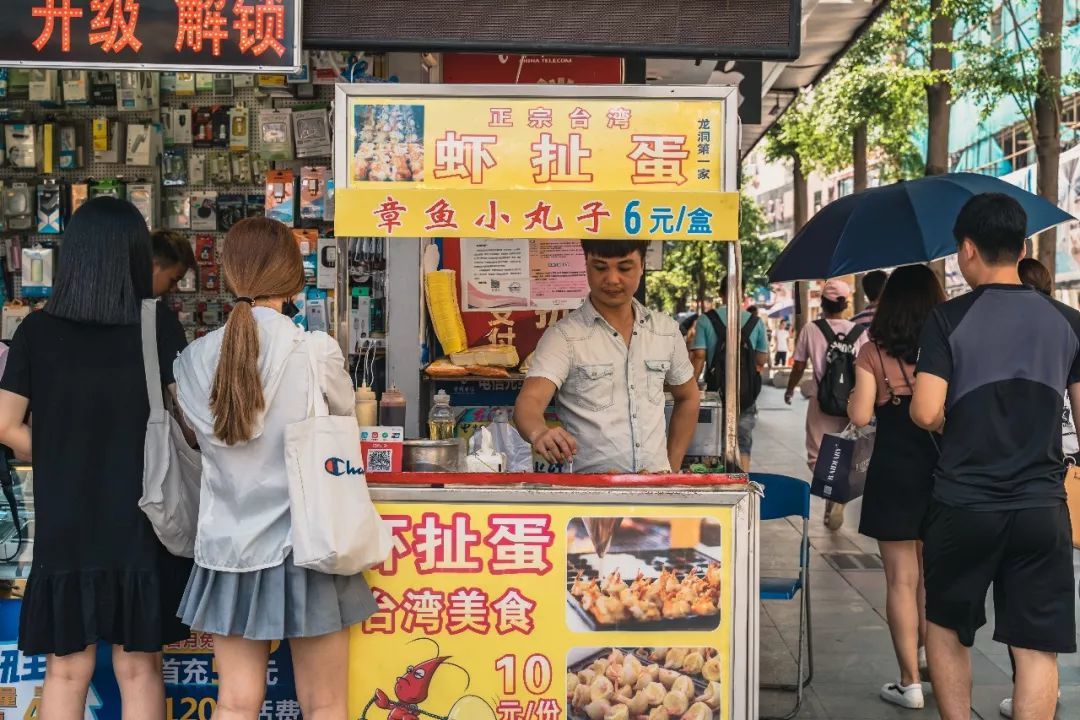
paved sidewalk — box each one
[752,386,1080,719]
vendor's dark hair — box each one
[47,197,152,325]
[869,264,945,364]
[580,240,648,260]
[152,229,196,272]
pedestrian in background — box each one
[0,198,192,719]
[911,194,1079,720]
[774,320,791,367]
[848,264,945,710]
[785,279,869,530]
[174,218,376,719]
[852,269,888,327]
[690,275,768,471]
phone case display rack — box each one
[0,72,361,344]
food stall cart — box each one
[334,83,759,720]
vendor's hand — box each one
[784,388,795,405]
[529,427,578,465]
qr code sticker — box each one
[366,449,393,473]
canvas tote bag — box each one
[138,300,202,557]
[284,337,392,575]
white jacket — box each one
[174,307,355,572]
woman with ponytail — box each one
[174,218,375,719]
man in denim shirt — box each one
[515,240,699,473]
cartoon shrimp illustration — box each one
[363,639,497,720]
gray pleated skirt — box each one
[177,554,378,640]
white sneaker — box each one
[1002,690,1062,717]
[918,646,927,672]
[881,682,925,709]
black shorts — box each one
[922,500,1076,653]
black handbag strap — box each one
[0,462,22,563]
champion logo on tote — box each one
[324,457,364,476]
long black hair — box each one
[868,264,946,364]
[47,197,152,325]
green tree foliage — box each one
[646,194,782,313]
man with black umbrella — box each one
[911,193,1079,720]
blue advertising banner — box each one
[0,599,301,718]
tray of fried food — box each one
[566,647,723,720]
[566,548,722,631]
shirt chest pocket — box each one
[645,359,670,404]
[571,363,615,412]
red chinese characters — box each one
[527,108,553,129]
[89,0,142,53]
[530,133,592,184]
[475,200,512,231]
[433,131,497,184]
[576,200,611,234]
[491,589,537,634]
[568,107,591,130]
[523,201,564,232]
[400,588,446,634]
[485,515,554,575]
[606,107,632,129]
[424,199,459,231]
[446,587,491,635]
[413,512,482,574]
[489,107,513,128]
[32,0,84,52]
[628,134,690,185]
[376,515,412,575]
[175,0,228,56]
[362,588,400,634]
[373,196,407,234]
[497,699,562,720]
[233,0,286,57]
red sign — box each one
[442,53,623,85]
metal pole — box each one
[724,241,742,471]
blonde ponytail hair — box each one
[210,218,304,445]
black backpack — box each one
[704,310,762,412]
[814,319,866,417]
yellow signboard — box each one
[350,503,734,720]
[337,96,737,241]
[346,98,723,191]
[336,188,738,241]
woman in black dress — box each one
[848,265,944,710]
[0,197,191,719]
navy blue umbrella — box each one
[767,172,1075,282]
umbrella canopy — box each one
[766,299,794,318]
[767,172,1075,282]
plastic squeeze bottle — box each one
[354,385,378,426]
[380,385,407,428]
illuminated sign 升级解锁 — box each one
[2,0,302,71]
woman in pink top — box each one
[785,280,869,531]
[848,264,945,710]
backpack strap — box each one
[846,323,867,344]
[814,318,837,345]
[741,314,760,344]
[704,309,726,365]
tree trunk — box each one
[1035,0,1063,277]
[852,124,869,311]
[927,0,953,289]
[793,154,811,332]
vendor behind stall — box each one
[514,240,700,473]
